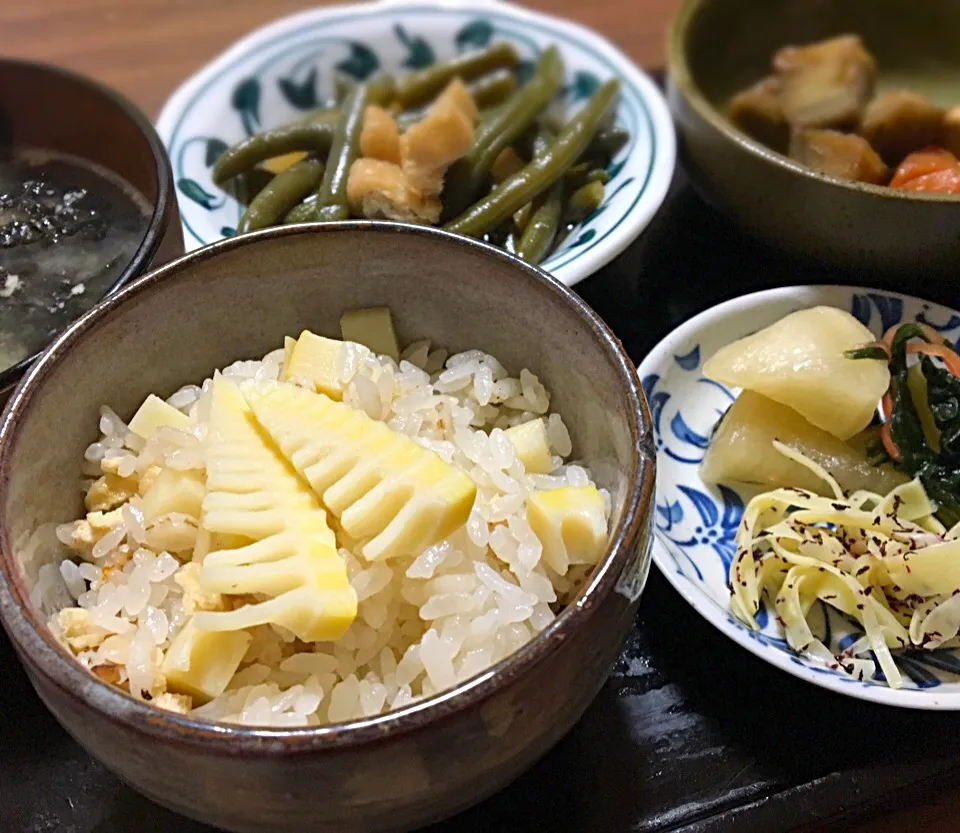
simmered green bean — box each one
[485,221,513,248]
[565,162,611,188]
[467,69,518,109]
[444,79,619,238]
[236,158,325,233]
[395,42,519,109]
[332,72,397,107]
[441,47,564,220]
[222,168,275,205]
[284,195,318,224]
[566,180,605,224]
[512,128,555,234]
[512,202,534,233]
[584,126,629,162]
[212,120,334,184]
[586,168,610,184]
[515,180,564,265]
[394,71,519,130]
[313,83,371,222]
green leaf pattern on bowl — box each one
[565,70,600,102]
[395,23,435,69]
[176,177,223,210]
[204,138,229,167]
[165,8,658,279]
[455,19,494,51]
[231,78,262,136]
[278,67,320,109]
[336,42,380,80]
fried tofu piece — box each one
[55,608,109,652]
[359,106,401,165]
[941,107,960,157]
[399,78,477,195]
[789,128,888,184]
[859,91,945,165]
[153,692,193,715]
[728,76,790,153]
[85,473,138,512]
[62,508,124,559]
[773,35,877,129]
[346,158,441,223]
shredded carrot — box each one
[880,322,945,351]
[881,393,893,421]
[905,342,960,377]
[862,324,959,463]
[878,394,900,462]
[880,421,900,462]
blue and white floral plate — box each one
[637,285,960,709]
[154,0,675,287]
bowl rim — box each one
[0,220,655,752]
[666,0,960,204]
[0,58,177,394]
[154,0,677,287]
[638,282,960,710]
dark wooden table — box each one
[1,2,958,831]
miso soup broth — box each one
[0,149,151,375]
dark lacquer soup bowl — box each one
[0,59,183,398]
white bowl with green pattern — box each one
[155,0,676,287]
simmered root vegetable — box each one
[702,306,890,441]
[729,76,789,153]
[788,129,887,184]
[773,35,876,129]
[701,390,908,495]
[890,148,960,195]
[729,34,960,192]
[943,107,960,157]
[859,91,945,166]
[210,42,628,263]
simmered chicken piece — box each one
[789,128,888,184]
[773,35,877,129]
[859,91,945,165]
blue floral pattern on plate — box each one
[155,1,675,288]
[637,285,960,709]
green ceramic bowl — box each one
[667,0,960,273]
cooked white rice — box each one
[43,337,609,727]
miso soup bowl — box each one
[0,59,183,397]
[0,224,654,833]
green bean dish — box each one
[210,42,629,266]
